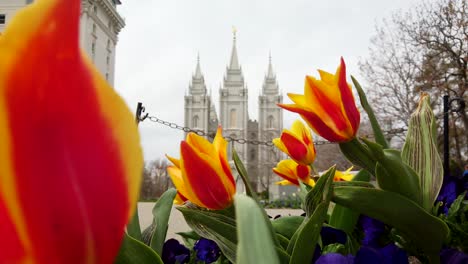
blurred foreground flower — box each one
[273,159,314,186]
[167,126,236,210]
[0,0,142,263]
[273,120,316,165]
[279,58,360,142]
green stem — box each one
[339,138,376,174]
[351,76,389,149]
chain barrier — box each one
[142,114,407,147]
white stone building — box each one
[0,0,124,86]
[184,34,284,196]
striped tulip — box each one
[166,155,189,205]
[273,159,315,186]
[167,126,236,210]
[0,1,142,263]
[273,120,316,165]
[279,58,360,142]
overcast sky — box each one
[113,0,420,161]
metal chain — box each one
[144,115,407,147]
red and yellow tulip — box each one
[0,1,142,263]
[279,58,360,142]
[167,126,236,210]
[273,120,316,165]
[273,159,315,186]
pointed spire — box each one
[266,51,275,78]
[194,52,203,79]
[229,27,240,70]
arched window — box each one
[267,115,274,128]
[230,109,237,128]
[193,115,199,128]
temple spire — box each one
[266,51,275,78]
[194,52,203,79]
[189,53,206,95]
[262,52,278,95]
[229,27,240,70]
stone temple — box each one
[184,32,287,197]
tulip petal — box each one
[187,132,216,156]
[287,93,308,107]
[0,197,26,263]
[180,142,235,210]
[167,166,191,201]
[275,180,295,186]
[306,77,351,132]
[296,164,311,181]
[0,0,142,263]
[337,58,360,132]
[317,70,336,86]
[290,120,312,146]
[273,160,313,186]
[280,132,308,163]
[174,193,188,205]
[273,168,300,185]
[212,126,235,187]
[166,154,181,168]
[272,138,288,154]
[279,104,348,142]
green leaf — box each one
[332,186,449,259]
[360,137,421,205]
[402,94,444,212]
[176,230,201,241]
[304,167,336,216]
[127,208,142,241]
[321,243,346,255]
[351,76,389,148]
[329,170,371,233]
[289,203,329,263]
[332,180,374,188]
[115,233,163,264]
[272,216,304,239]
[288,168,335,264]
[276,233,290,250]
[448,192,467,219]
[373,148,422,205]
[232,149,258,200]
[176,230,200,249]
[178,205,237,263]
[276,247,291,264]
[286,169,336,255]
[149,188,177,255]
[233,148,281,249]
[235,194,280,264]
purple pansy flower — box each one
[321,226,347,246]
[316,253,354,264]
[358,215,386,247]
[162,239,190,264]
[193,238,221,263]
[440,248,468,264]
